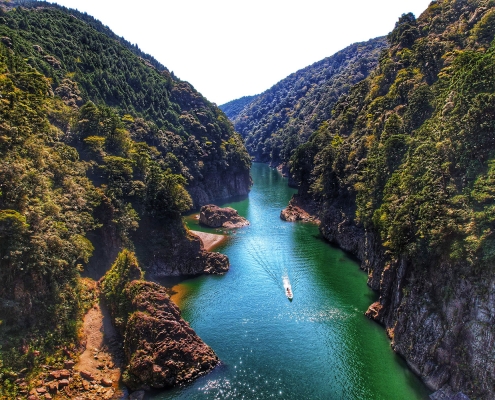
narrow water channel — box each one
[152,163,430,399]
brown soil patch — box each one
[190,230,227,251]
[72,300,124,398]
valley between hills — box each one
[1,0,495,399]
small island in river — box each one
[199,204,250,229]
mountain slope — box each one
[220,95,257,120]
[0,1,251,207]
[291,0,495,397]
[221,37,387,165]
[0,1,248,396]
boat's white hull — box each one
[283,276,293,300]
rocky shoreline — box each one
[280,195,319,223]
[99,250,220,395]
[281,194,475,399]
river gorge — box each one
[151,163,430,399]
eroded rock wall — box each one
[315,201,494,398]
[187,168,252,209]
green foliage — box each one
[293,1,495,277]
[220,95,257,119]
[471,9,495,45]
[388,13,419,48]
[100,249,143,331]
[222,37,387,164]
[0,37,101,373]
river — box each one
[152,162,430,399]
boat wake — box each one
[246,239,300,301]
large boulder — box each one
[199,204,249,228]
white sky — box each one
[47,0,432,105]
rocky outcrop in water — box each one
[100,251,220,391]
[199,204,249,229]
[120,281,219,390]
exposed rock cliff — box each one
[132,216,229,278]
[317,203,490,398]
[120,281,219,390]
[187,168,252,209]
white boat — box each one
[283,276,293,300]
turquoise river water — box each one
[151,163,430,400]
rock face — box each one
[187,169,252,209]
[317,203,482,399]
[130,216,229,278]
[199,204,249,228]
[120,281,219,390]
[283,194,480,398]
[280,195,319,223]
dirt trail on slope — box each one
[72,300,125,399]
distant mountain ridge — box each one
[220,95,257,119]
[220,36,387,165]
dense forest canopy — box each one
[221,37,387,165]
[0,1,251,204]
[293,0,495,269]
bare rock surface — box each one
[280,195,319,223]
[119,281,219,390]
[199,204,249,228]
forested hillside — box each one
[220,37,387,165]
[0,1,249,397]
[0,1,251,207]
[220,95,257,120]
[290,0,495,397]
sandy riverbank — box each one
[190,230,227,251]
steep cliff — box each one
[291,0,495,397]
[220,37,387,166]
